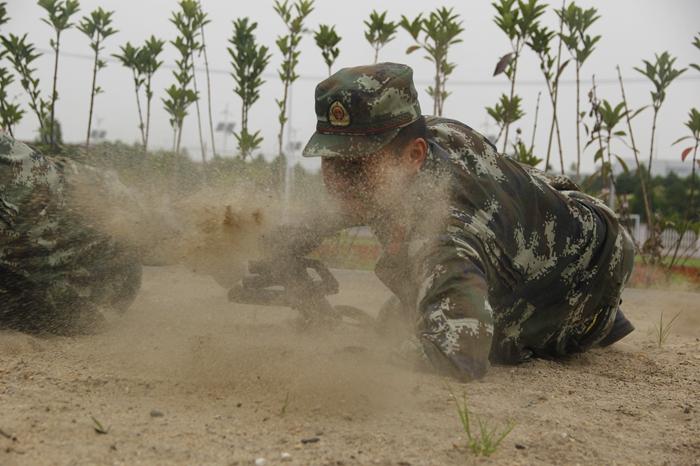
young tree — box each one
[400,7,464,116]
[557,3,600,179]
[140,37,165,151]
[635,51,686,177]
[0,2,24,136]
[78,7,117,150]
[364,10,398,64]
[114,42,146,146]
[526,22,566,174]
[114,38,164,151]
[490,0,546,153]
[617,65,655,260]
[198,2,216,159]
[1,33,47,134]
[314,24,341,76]
[274,0,314,161]
[668,108,700,268]
[228,17,271,159]
[38,0,80,150]
[163,0,203,157]
[187,1,210,166]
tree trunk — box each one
[86,40,100,151]
[575,63,581,179]
[648,109,659,178]
[201,25,217,158]
[502,44,519,155]
[49,31,61,149]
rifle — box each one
[228,256,375,329]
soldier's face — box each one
[321,138,427,220]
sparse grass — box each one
[91,415,109,435]
[654,310,682,348]
[279,390,290,416]
[449,390,514,457]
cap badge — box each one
[328,100,350,127]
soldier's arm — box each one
[414,234,494,380]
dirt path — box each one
[1,266,698,465]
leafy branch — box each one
[78,7,117,149]
[364,10,398,64]
[400,7,464,116]
[314,23,341,77]
[38,0,80,150]
[228,17,271,159]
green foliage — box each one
[654,311,682,348]
[635,51,686,176]
[557,3,601,179]
[364,10,398,64]
[451,391,514,457]
[314,23,341,76]
[635,51,686,112]
[273,0,314,157]
[228,17,271,158]
[587,98,628,181]
[490,0,546,152]
[163,0,207,155]
[38,0,80,149]
[78,7,117,147]
[0,2,24,135]
[1,33,48,130]
[38,0,80,35]
[557,3,601,65]
[493,0,545,42]
[692,33,700,73]
[78,7,117,54]
[400,7,464,115]
[511,139,542,167]
[114,37,165,150]
[487,94,524,129]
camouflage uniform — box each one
[0,132,141,334]
[294,63,635,379]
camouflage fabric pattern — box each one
[284,117,635,379]
[303,63,421,158]
[368,117,635,378]
[0,132,141,334]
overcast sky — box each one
[5,0,700,173]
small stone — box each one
[150,409,164,418]
[515,443,526,450]
[254,458,267,466]
[280,452,292,462]
[301,437,320,444]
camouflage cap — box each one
[302,63,422,158]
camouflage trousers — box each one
[0,133,142,334]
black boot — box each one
[598,309,635,347]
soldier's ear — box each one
[406,137,427,171]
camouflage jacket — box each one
[370,117,635,378]
[0,133,141,333]
[278,117,634,379]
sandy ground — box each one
[1,266,699,466]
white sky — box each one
[4,0,700,173]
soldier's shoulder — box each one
[425,116,498,156]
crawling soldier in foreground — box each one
[265,63,636,380]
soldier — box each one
[0,132,142,334]
[266,63,635,380]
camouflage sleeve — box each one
[518,162,581,191]
[414,233,494,380]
